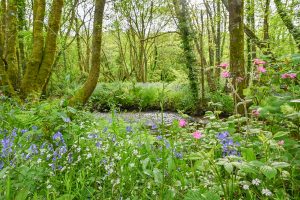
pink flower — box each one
[221,71,230,78]
[252,109,260,117]
[179,119,187,127]
[281,73,289,79]
[278,140,284,146]
[193,130,203,139]
[253,59,266,65]
[282,73,297,79]
[258,66,266,73]
[218,63,229,69]
[289,73,297,79]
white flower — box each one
[262,188,272,196]
[252,178,261,186]
[152,191,157,195]
[129,163,135,168]
[47,185,52,189]
[243,185,249,190]
[86,153,92,159]
[77,147,81,152]
[133,149,138,155]
[37,158,42,164]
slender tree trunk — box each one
[70,0,106,105]
[215,0,221,85]
[228,0,246,114]
[173,0,199,106]
[274,0,300,51]
[17,0,26,75]
[200,10,205,107]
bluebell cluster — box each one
[217,131,240,157]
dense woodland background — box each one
[0,0,299,110]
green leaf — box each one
[260,165,277,179]
[242,148,256,161]
[153,168,163,184]
[224,163,233,174]
[271,162,290,169]
[273,131,288,139]
[15,189,29,200]
[167,156,175,172]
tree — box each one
[274,0,300,51]
[173,0,199,106]
[70,0,106,105]
[228,0,246,114]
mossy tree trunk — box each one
[274,0,300,51]
[228,0,246,114]
[69,0,106,106]
[173,0,199,107]
[6,0,19,90]
[20,0,64,99]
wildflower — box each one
[88,133,98,139]
[0,161,4,170]
[193,130,203,139]
[289,73,297,79]
[217,131,229,140]
[262,188,272,196]
[179,119,187,127]
[37,158,42,164]
[47,185,52,189]
[258,66,266,73]
[218,62,229,69]
[175,152,183,159]
[29,144,39,154]
[133,149,138,155]
[63,117,71,123]
[282,73,297,79]
[151,124,158,130]
[252,178,261,186]
[242,185,249,190]
[129,163,135,168]
[53,132,63,141]
[221,71,230,78]
[86,153,92,159]
[278,140,284,146]
[1,137,13,157]
[96,141,102,149]
[252,109,260,117]
[126,126,132,133]
[254,58,266,65]
[156,135,163,140]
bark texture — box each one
[228,0,246,114]
[69,0,106,105]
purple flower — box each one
[126,126,132,133]
[1,137,13,157]
[29,144,39,154]
[96,141,102,149]
[53,132,63,141]
[67,153,73,163]
[175,152,183,159]
[0,161,4,170]
[156,135,163,140]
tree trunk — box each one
[173,0,199,106]
[274,0,300,51]
[70,0,106,105]
[20,0,63,99]
[228,0,246,114]
[6,0,19,90]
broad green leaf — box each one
[273,131,288,139]
[260,165,277,179]
[224,163,233,174]
[271,162,290,169]
[153,168,163,183]
[242,148,256,161]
